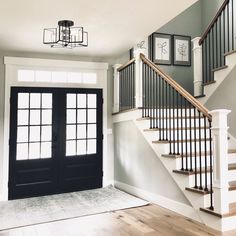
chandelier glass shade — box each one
[43,20,88,48]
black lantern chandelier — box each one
[43,20,88,48]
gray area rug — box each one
[0,186,148,231]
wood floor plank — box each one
[1,204,236,235]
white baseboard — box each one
[114,181,203,223]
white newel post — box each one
[209,109,231,214]
[192,37,203,97]
[113,64,122,113]
[134,49,145,108]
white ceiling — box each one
[0,0,198,58]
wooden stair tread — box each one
[228,163,236,170]
[162,151,211,159]
[185,187,211,195]
[203,81,216,86]
[228,149,236,154]
[200,202,236,218]
[144,126,209,132]
[152,138,211,144]
[173,167,211,176]
[136,116,204,121]
[229,181,236,191]
[224,49,236,56]
[212,65,228,72]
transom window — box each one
[18,70,97,84]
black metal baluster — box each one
[227,3,230,52]
[208,34,212,82]
[194,108,198,188]
[220,14,222,66]
[150,69,153,129]
[165,81,168,140]
[124,68,127,110]
[212,28,215,71]
[148,66,151,119]
[145,63,148,117]
[130,64,132,109]
[198,110,203,190]
[133,62,136,109]
[120,71,123,111]
[152,70,156,129]
[202,40,207,84]
[185,99,188,171]
[169,84,172,153]
[172,88,176,154]
[159,75,162,141]
[147,66,149,116]
[177,93,180,155]
[162,78,165,140]
[205,38,209,83]
[155,72,158,129]
[204,115,208,191]
[209,120,214,210]
[223,11,226,64]
[180,95,184,170]
[160,77,163,140]
[128,67,130,109]
[232,0,235,50]
[189,104,193,172]
[216,19,219,68]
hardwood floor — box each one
[1,204,236,236]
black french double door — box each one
[9,87,103,200]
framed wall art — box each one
[149,33,172,65]
[173,35,191,66]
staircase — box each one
[112,0,236,231]
[113,52,236,231]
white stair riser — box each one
[151,141,211,153]
[145,129,209,140]
[228,154,236,164]
[143,109,196,117]
[188,173,212,189]
[170,141,211,152]
[228,190,236,203]
[175,156,212,170]
[228,169,236,181]
[140,118,206,128]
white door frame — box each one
[1,56,109,201]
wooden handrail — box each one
[117,58,135,72]
[199,0,230,45]
[140,54,212,120]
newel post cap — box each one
[209,109,231,128]
[209,109,231,116]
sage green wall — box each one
[205,67,236,138]
[114,121,191,205]
[201,0,225,31]
[156,1,202,94]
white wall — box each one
[114,121,191,206]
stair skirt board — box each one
[114,181,202,223]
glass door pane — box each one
[66,93,97,156]
[16,92,53,160]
